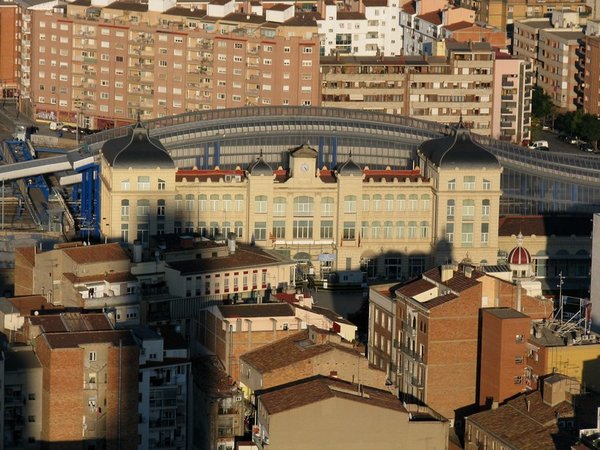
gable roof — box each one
[259,376,409,415]
[241,328,357,373]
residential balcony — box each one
[399,342,423,363]
[401,320,416,336]
[410,375,425,387]
[82,292,137,309]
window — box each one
[516,334,524,343]
[222,195,232,212]
[445,223,454,243]
[448,179,456,190]
[235,194,244,211]
[384,221,393,239]
[157,199,166,218]
[447,200,455,220]
[482,199,490,219]
[481,223,489,246]
[514,376,522,384]
[235,221,243,238]
[385,194,394,211]
[186,194,194,211]
[120,200,130,220]
[397,195,405,211]
[293,196,314,216]
[408,194,418,211]
[343,222,356,240]
[254,222,267,241]
[272,220,285,239]
[273,197,286,216]
[28,393,36,401]
[255,195,267,213]
[157,179,165,190]
[361,221,369,239]
[462,223,473,246]
[321,220,333,239]
[362,195,370,212]
[420,221,429,238]
[28,416,36,423]
[421,195,430,211]
[463,200,475,220]
[293,220,313,239]
[408,221,417,238]
[373,194,382,211]
[396,221,405,239]
[515,356,524,364]
[321,197,334,216]
[371,221,381,239]
[210,194,219,212]
[344,195,356,213]
[137,200,150,218]
[483,179,491,190]
[463,176,475,190]
[137,176,150,190]
[88,351,97,362]
[121,224,128,242]
[198,194,207,211]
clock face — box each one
[300,163,310,173]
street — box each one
[534,129,600,156]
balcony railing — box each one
[399,342,423,363]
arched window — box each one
[396,221,405,239]
[385,194,394,211]
[175,195,182,211]
[421,194,430,211]
[222,194,232,212]
[420,221,429,238]
[344,195,356,213]
[255,195,267,213]
[293,196,313,216]
[321,197,334,217]
[120,200,129,220]
[408,194,418,211]
[396,195,405,211]
[235,194,244,212]
[210,194,219,212]
[373,194,382,212]
[185,194,194,211]
[371,221,381,239]
[362,195,370,212]
[273,197,286,216]
[137,199,150,218]
[384,221,393,238]
[198,194,207,211]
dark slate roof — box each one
[247,156,273,175]
[290,143,318,158]
[336,155,363,175]
[418,122,499,169]
[218,303,295,318]
[498,215,593,237]
[101,121,174,169]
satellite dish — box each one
[34,311,39,316]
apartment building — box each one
[34,329,139,450]
[196,303,300,379]
[479,308,532,406]
[583,20,600,115]
[134,325,191,450]
[513,12,585,111]
[322,41,522,138]
[317,0,404,57]
[20,0,320,129]
[3,347,43,450]
[98,119,503,281]
[478,0,587,31]
[492,53,532,143]
[0,2,19,100]
[253,375,448,450]
[399,0,476,55]
[238,326,386,396]
[14,242,140,326]
[368,264,552,422]
[193,355,247,450]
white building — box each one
[134,325,192,450]
[317,0,404,56]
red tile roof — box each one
[468,391,574,450]
[7,296,64,316]
[40,329,137,349]
[396,278,436,297]
[363,169,425,182]
[62,243,130,265]
[259,376,408,415]
[418,11,442,25]
[29,313,113,333]
[176,168,246,183]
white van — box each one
[528,140,549,150]
[49,121,64,131]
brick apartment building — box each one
[0,2,19,100]
[583,20,600,115]
[513,12,585,112]
[368,263,552,423]
[19,0,320,129]
[34,329,139,450]
[321,41,532,142]
[196,303,300,380]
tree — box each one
[577,114,600,150]
[532,87,555,121]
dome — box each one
[101,120,174,169]
[336,154,363,175]
[508,246,531,265]
[418,121,500,169]
[247,155,273,175]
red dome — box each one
[508,246,531,265]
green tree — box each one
[577,114,600,150]
[532,87,554,121]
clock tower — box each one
[289,143,318,177]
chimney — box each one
[441,264,454,282]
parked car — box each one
[579,142,594,152]
[528,140,549,150]
[537,146,550,152]
[560,134,579,144]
